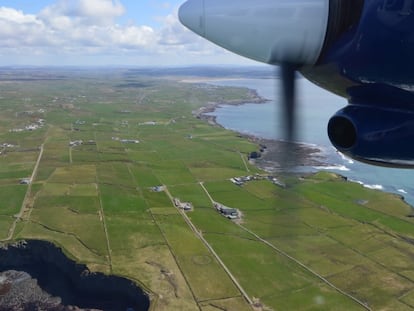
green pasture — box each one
[189,207,253,238]
[48,165,96,184]
[127,164,162,188]
[150,160,197,185]
[106,214,164,254]
[206,233,363,310]
[0,216,12,239]
[7,151,39,163]
[154,213,242,302]
[99,184,147,215]
[16,221,109,268]
[2,70,414,311]
[30,205,107,256]
[0,185,27,216]
[97,162,135,187]
[34,194,100,214]
[168,183,211,208]
[72,149,100,163]
[296,180,414,239]
[141,188,171,207]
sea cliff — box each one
[0,240,149,311]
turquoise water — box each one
[207,78,414,207]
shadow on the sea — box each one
[0,240,150,311]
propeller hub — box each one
[179,0,330,66]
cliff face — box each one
[0,240,150,311]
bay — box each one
[207,78,414,207]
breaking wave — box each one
[314,165,350,172]
[337,151,355,164]
[351,179,384,190]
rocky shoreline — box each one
[248,138,327,172]
[194,88,328,172]
[193,88,269,126]
[0,240,150,311]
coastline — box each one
[194,83,413,207]
[194,87,329,172]
[193,88,269,124]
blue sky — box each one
[0,0,181,27]
[0,0,256,66]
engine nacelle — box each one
[328,105,414,167]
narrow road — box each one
[96,181,113,272]
[199,182,214,203]
[239,152,250,172]
[69,146,73,164]
[2,144,44,242]
[163,185,253,306]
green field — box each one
[0,68,414,310]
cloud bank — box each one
[0,0,250,66]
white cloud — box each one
[158,13,195,45]
[0,1,156,51]
[0,1,253,66]
[40,0,125,26]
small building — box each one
[69,140,83,147]
[25,124,39,131]
[151,186,165,192]
[174,198,193,211]
[181,203,192,211]
[215,202,239,219]
[230,178,243,186]
[221,208,239,219]
[120,139,139,144]
[19,178,31,185]
[84,140,96,145]
[139,121,157,126]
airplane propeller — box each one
[279,63,299,169]
[280,63,297,142]
[179,0,330,168]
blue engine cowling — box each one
[328,104,414,168]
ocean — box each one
[206,78,414,207]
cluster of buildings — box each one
[230,176,254,186]
[230,174,285,188]
[111,137,140,144]
[69,140,96,147]
[139,121,157,126]
[69,140,83,147]
[74,120,86,125]
[17,109,45,116]
[9,118,45,133]
[0,143,17,155]
[1,143,16,148]
[173,198,193,211]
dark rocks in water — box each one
[0,240,150,311]
[0,270,63,310]
[252,139,326,172]
[248,151,261,159]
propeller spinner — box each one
[179,0,330,145]
[178,0,330,66]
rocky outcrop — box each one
[0,240,149,311]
